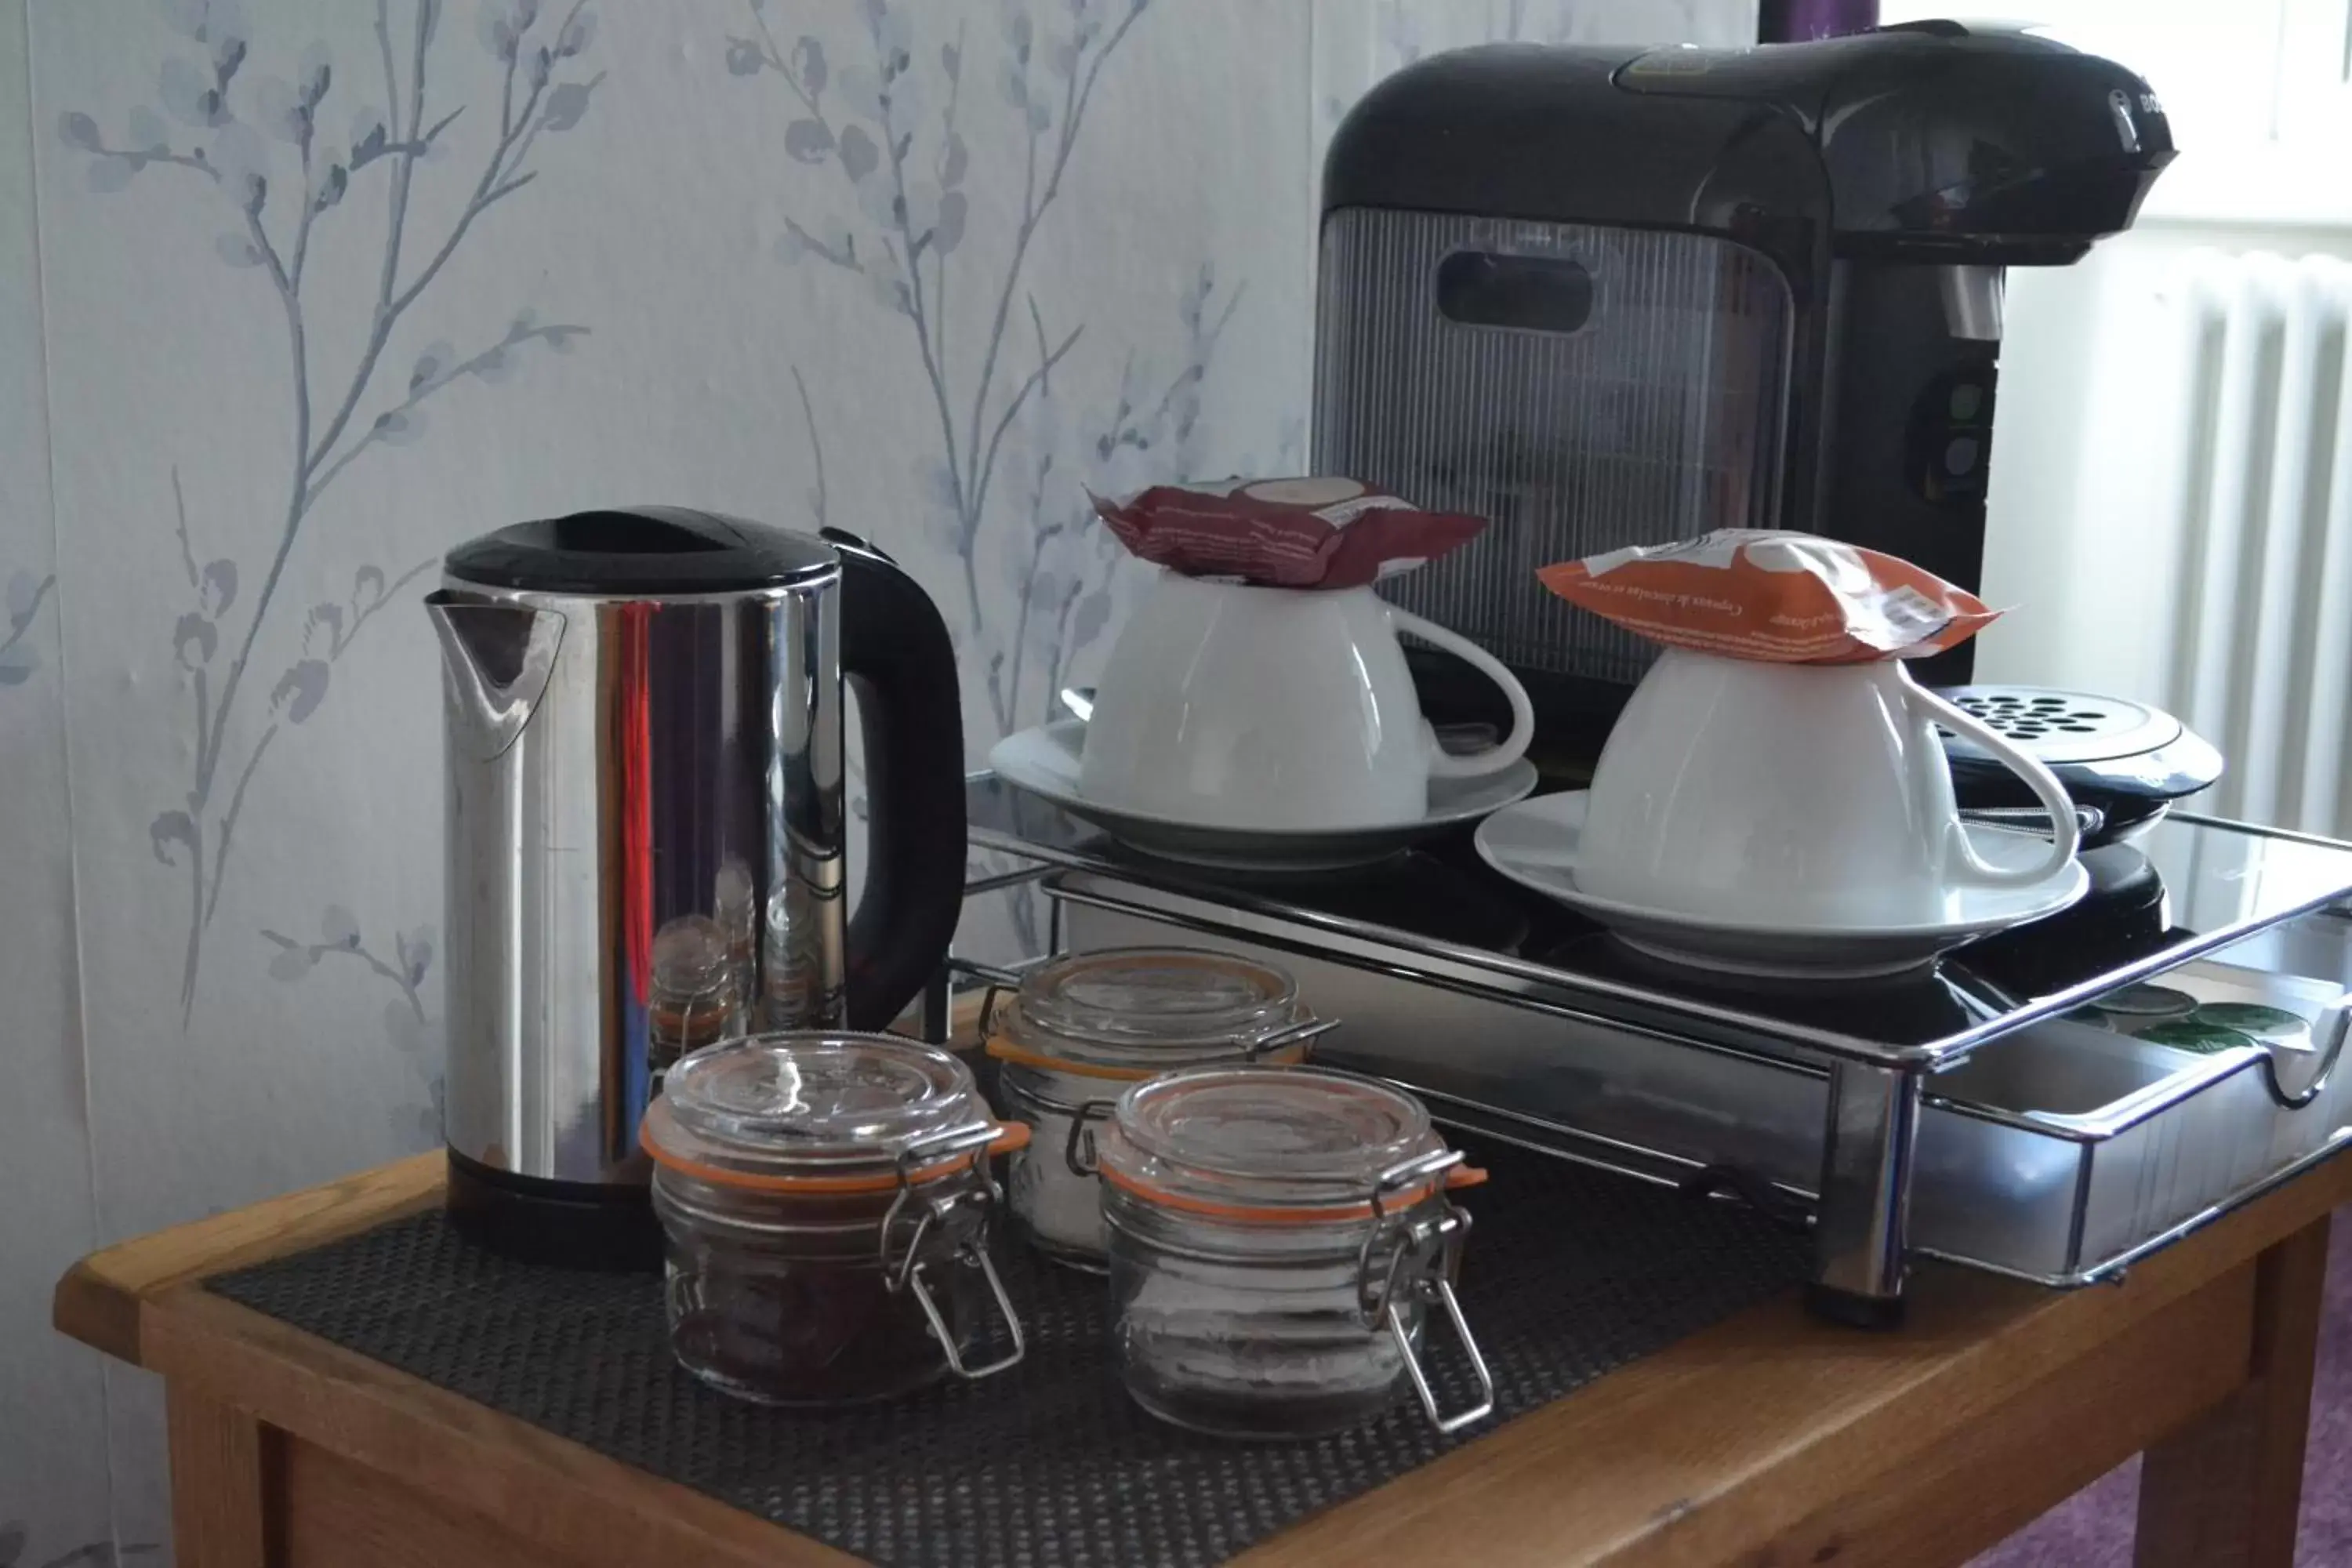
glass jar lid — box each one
[650,915,735,1001]
[1097,1065,1471,1223]
[642,1032,1013,1192]
[994,947,1305,1076]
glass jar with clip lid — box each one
[982,947,1336,1269]
[1088,1064,1494,1439]
[640,1031,1030,1406]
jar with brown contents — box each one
[647,915,743,1087]
[641,1033,1029,1406]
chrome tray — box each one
[953,779,2352,1322]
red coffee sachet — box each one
[1536,529,2001,663]
[1090,477,1486,590]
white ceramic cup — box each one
[1575,648,2080,927]
[1078,569,1535,831]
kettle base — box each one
[445,1149,663,1272]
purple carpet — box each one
[1972,1210,2352,1566]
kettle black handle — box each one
[826,528,967,1029]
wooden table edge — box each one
[48,1001,980,1367]
[54,1152,444,1367]
[52,1145,2352,1568]
[148,1287,852,1568]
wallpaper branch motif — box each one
[0,1520,158,1568]
[733,0,1160,739]
[790,362,828,528]
[735,0,1276,952]
[60,0,600,1022]
[263,906,443,1148]
[0,572,56,687]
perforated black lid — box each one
[443,506,838,594]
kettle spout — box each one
[426,590,566,760]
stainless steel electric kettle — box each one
[426,507,966,1265]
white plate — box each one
[989,720,1540,871]
[1473,789,2091,978]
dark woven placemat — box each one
[209,1141,1806,1567]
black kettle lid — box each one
[444,506,839,594]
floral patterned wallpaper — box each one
[0,0,1751,1559]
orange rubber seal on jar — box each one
[983,950,1306,1080]
[640,1120,1031,1196]
[1099,1161,1486,1225]
[983,1033,1313,1081]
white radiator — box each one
[2161,251,2352,837]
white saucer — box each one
[989,720,1540,871]
[1473,789,2091,978]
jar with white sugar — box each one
[1094,1065,1494,1439]
[985,948,1327,1270]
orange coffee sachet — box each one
[1535,529,2000,664]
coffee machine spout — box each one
[424,590,566,760]
[1938,265,2005,342]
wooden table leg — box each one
[2134,1211,2332,1568]
[166,1389,276,1568]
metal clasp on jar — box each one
[946,955,1045,1044]
[1246,1014,1343,1060]
[877,1123,1027,1381]
[1064,1099,1116,1178]
[1356,1149,1495,1435]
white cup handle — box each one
[1905,681,2080,887]
[1388,607,1536,780]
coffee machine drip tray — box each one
[966,775,2352,1318]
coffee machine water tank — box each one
[1313,23,2172,702]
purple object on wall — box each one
[1758,0,1880,41]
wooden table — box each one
[53,1151,2350,1568]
